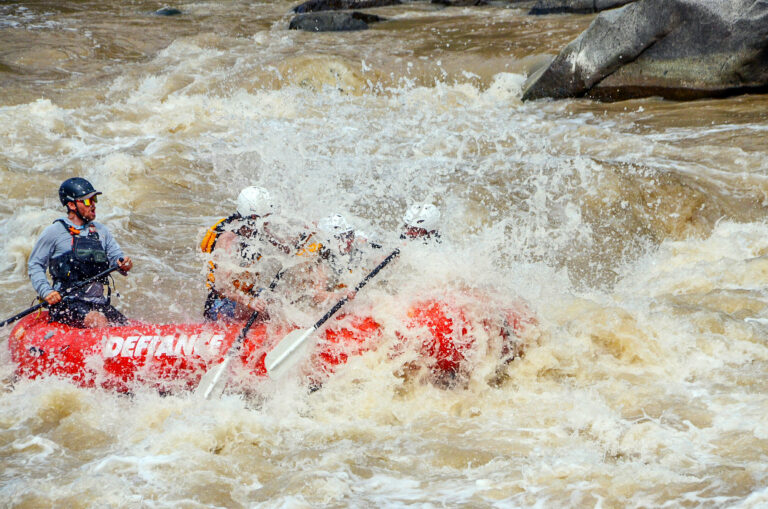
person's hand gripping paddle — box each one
[0,263,124,328]
[196,270,283,399]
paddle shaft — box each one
[198,270,284,399]
[228,270,284,355]
[310,248,400,332]
[0,264,122,328]
[265,248,401,377]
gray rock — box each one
[529,0,635,15]
[292,0,400,14]
[289,11,385,31]
[154,7,182,16]
[522,0,768,101]
[432,0,493,6]
[432,0,529,6]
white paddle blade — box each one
[195,357,232,400]
[265,327,316,379]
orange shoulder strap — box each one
[201,218,227,253]
[295,231,323,257]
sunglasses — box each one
[78,196,98,207]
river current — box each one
[2,1,768,507]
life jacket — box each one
[201,216,230,291]
[49,220,111,289]
[201,215,266,295]
[294,231,322,257]
[201,215,322,295]
[322,248,359,289]
[320,236,381,290]
[200,217,229,254]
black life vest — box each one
[49,220,110,288]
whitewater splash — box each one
[2,0,768,506]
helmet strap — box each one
[68,201,87,224]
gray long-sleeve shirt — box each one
[28,217,124,303]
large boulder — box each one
[289,11,385,31]
[292,0,400,13]
[432,0,531,5]
[528,0,634,15]
[522,0,768,101]
[432,0,492,5]
[154,7,183,16]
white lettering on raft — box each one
[102,333,227,359]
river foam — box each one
[2,1,768,506]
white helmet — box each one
[403,203,440,232]
[318,213,353,238]
[236,186,275,217]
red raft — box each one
[8,298,536,392]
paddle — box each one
[265,248,400,379]
[0,264,123,328]
[196,270,284,399]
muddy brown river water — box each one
[1,1,768,507]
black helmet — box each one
[58,177,102,206]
